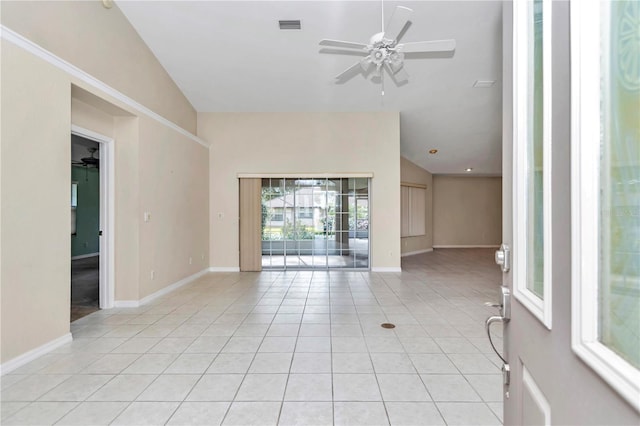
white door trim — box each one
[512,0,553,329]
[71,125,115,309]
[570,0,640,411]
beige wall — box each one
[71,91,210,302]
[432,176,502,246]
[1,42,72,364]
[2,1,196,133]
[400,157,433,255]
[198,112,401,270]
[138,117,209,298]
[1,37,208,364]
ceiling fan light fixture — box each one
[360,57,373,72]
[465,167,473,172]
[389,53,405,73]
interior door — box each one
[495,1,640,424]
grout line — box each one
[9,251,504,425]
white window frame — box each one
[512,0,553,329]
[571,0,640,411]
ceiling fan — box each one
[319,5,456,86]
[72,147,99,169]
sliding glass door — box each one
[261,177,370,270]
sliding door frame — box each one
[242,173,373,271]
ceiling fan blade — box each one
[319,47,368,57]
[360,56,373,72]
[320,39,368,50]
[383,63,409,86]
[397,39,456,53]
[382,6,412,44]
[335,61,364,80]
[393,66,410,84]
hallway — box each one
[1,249,504,425]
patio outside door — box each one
[261,177,370,270]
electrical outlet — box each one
[150,270,155,280]
[144,212,151,222]
[189,257,193,265]
[218,212,224,220]
[201,253,205,260]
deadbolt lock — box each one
[495,243,511,273]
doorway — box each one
[71,135,100,321]
[260,177,370,270]
[70,126,114,321]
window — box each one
[298,207,313,219]
[572,0,640,410]
[71,181,78,235]
[401,184,426,237]
[513,0,553,328]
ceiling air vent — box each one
[279,20,301,30]
[473,80,496,88]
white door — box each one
[494,1,640,424]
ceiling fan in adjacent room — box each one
[319,5,456,87]
[72,147,99,169]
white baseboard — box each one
[71,252,99,260]
[113,300,140,308]
[371,267,402,273]
[433,245,500,248]
[139,268,209,305]
[114,268,210,308]
[0,333,72,375]
[401,248,434,257]
[209,267,240,272]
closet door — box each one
[239,178,262,271]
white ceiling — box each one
[117,1,503,175]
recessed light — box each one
[473,80,496,88]
[428,149,438,154]
[465,168,473,172]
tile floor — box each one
[1,249,504,425]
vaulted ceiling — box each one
[118,1,503,175]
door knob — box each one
[484,287,510,364]
[495,243,510,272]
[485,286,511,398]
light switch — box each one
[144,212,151,222]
